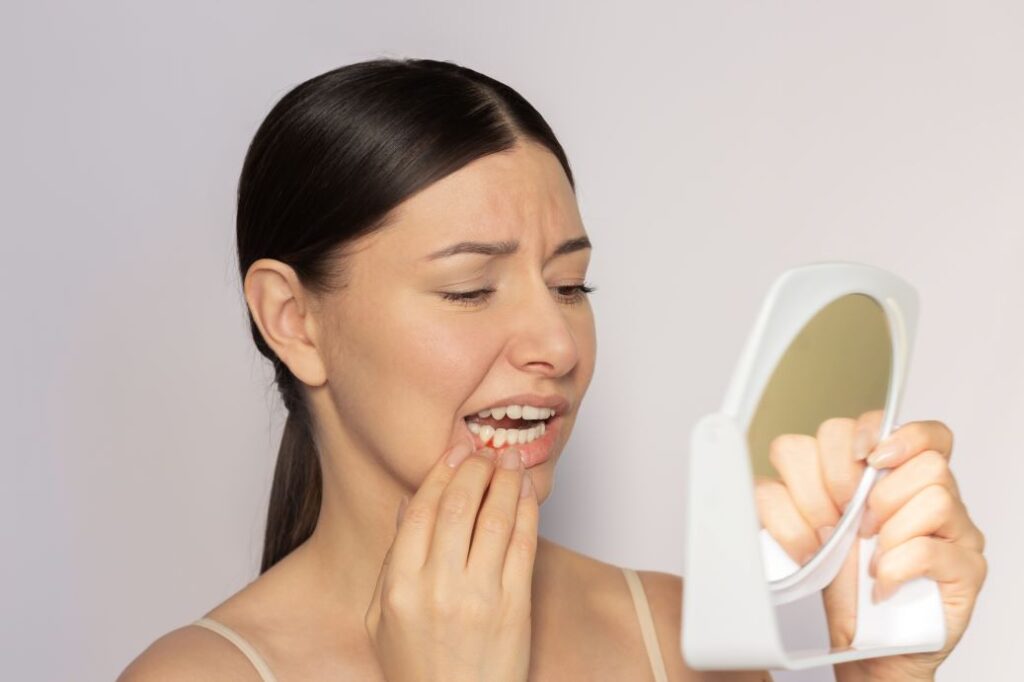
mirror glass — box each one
[747,293,892,582]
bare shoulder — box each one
[633,570,773,682]
[526,539,776,681]
[116,622,263,682]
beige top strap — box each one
[192,617,279,682]
[622,567,669,682]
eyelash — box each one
[441,282,597,308]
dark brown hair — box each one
[235,58,575,573]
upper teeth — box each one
[473,404,555,420]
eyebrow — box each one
[424,235,592,261]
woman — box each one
[119,58,986,681]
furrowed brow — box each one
[424,235,591,261]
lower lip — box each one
[464,416,562,468]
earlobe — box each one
[243,258,328,388]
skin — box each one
[117,139,983,681]
[756,412,987,681]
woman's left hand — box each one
[754,417,988,681]
[834,419,987,680]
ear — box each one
[243,258,328,388]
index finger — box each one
[391,441,492,570]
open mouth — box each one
[463,405,556,449]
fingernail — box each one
[867,438,905,468]
[858,508,876,538]
[869,548,881,577]
[479,447,497,461]
[852,427,872,461]
[501,448,522,470]
[520,471,534,498]
[817,525,835,544]
[445,442,473,468]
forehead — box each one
[360,141,582,257]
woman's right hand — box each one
[364,442,539,682]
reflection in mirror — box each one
[748,294,892,580]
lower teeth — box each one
[467,421,547,447]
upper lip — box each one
[465,393,570,419]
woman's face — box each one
[310,140,596,503]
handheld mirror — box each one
[682,262,946,673]
[749,293,890,586]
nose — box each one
[505,278,581,378]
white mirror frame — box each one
[682,261,946,671]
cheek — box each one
[349,302,501,421]
[403,322,495,399]
[325,303,503,477]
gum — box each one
[465,417,561,468]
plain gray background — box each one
[3,1,1020,680]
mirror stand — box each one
[683,412,945,670]
[682,262,947,672]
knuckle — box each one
[900,421,926,440]
[923,483,955,517]
[932,419,954,441]
[861,408,885,423]
[915,452,956,495]
[877,546,904,582]
[907,535,934,567]
[963,519,987,554]
[876,525,896,554]
[877,538,922,583]
[915,420,954,452]
[974,552,989,585]
[439,488,474,519]
[403,502,433,526]
[867,488,893,517]
[380,583,411,615]
[427,585,458,619]
[753,478,785,505]
[477,510,513,535]
[874,557,894,583]
[768,434,813,468]
[942,468,960,497]
[918,449,949,478]
[773,526,809,554]
[818,417,855,439]
[508,528,537,556]
[875,558,903,586]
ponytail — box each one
[259,361,322,574]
